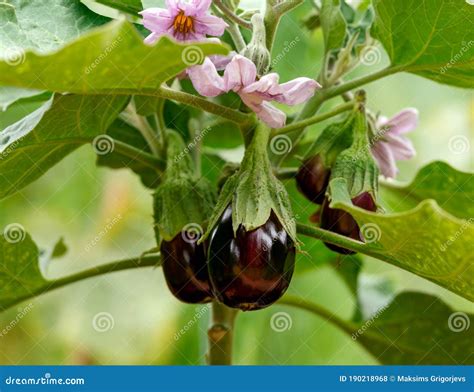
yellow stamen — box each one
[173,11,194,35]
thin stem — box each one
[2,254,161,312]
[276,167,298,179]
[227,23,247,52]
[153,86,254,125]
[272,101,353,136]
[136,115,162,156]
[296,222,399,265]
[207,301,238,365]
[214,0,252,29]
[323,66,400,101]
[113,140,165,171]
[264,0,303,52]
[278,296,356,334]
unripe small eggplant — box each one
[296,155,331,204]
[320,192,376,254]
[161,234,213,304]
[208,206,296,311]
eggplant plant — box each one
[0,0,473,365]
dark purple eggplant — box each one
[320,192,377,254]
[161,234,213,304]
[296,155,331,205]
[207,206,295,311]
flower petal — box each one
[384,108,419,135]
[240,93,286,128]
[223,55,257,92]
[194,14,228,36]
[187,58,226,97]
[140,8,173,37]
[187,0,212,15]
[385,133,416,160]
[274,78,321,105]
[371,142,398,178]
[242,73,281,98]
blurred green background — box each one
[0,2,472,365]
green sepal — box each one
[306,112,354,167]
[329,105,379,200]
[153,130,216,243]
[201,125,299,247]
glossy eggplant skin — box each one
[161,234,213,304]
[296,155,331,205]
[208,206,296,311]
[320,192,377,255]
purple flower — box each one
[187,55,321,128]
[371,108,418,178]
[140,0,228,44]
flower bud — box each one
[241,14,271,75]
[296,154,331,204]
[208,206,295,310]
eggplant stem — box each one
[207,301,238,365]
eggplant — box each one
[296,155,331,205]
[320,192,377,254]
[207,206,295,311]
[161,234,213,304]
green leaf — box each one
[0,94,128,200]
[380,161,474,221]
[0,0,109,52]
[0,87,46,111]
[94,0,143,15]
[98,118,162,188]
[0,230,46,310]
[0,229,161,311]
[320,0,347,53]
[0,19,228,94]
[355,292,473,365]
[284,292,473,364]
[372,0,474,88]
[329,178,474,301]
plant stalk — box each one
[207,301,238,365]
[272,101,354,136]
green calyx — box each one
[241,14,271,76]
[201,125,299,246]
[329,102,379,200]
[153,130,216,242]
